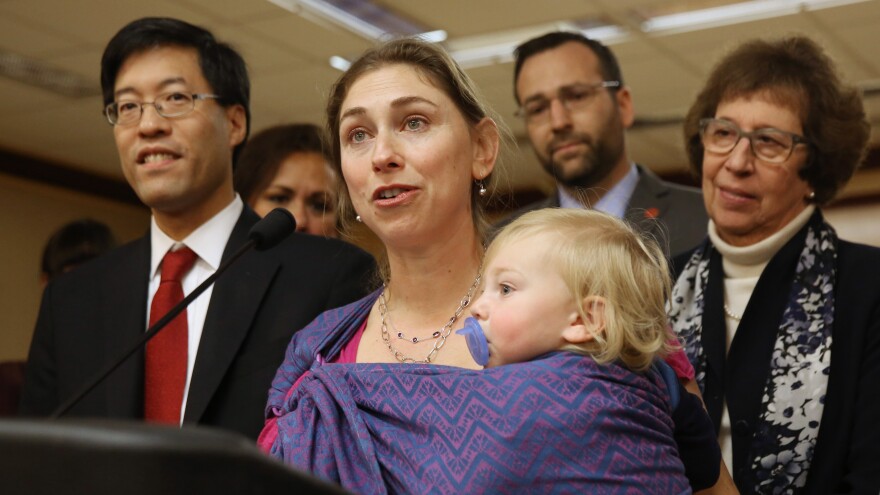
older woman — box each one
[668,36,879,494]
[234,123,339,237]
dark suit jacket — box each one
[495,165,708,257]
[20,207,376,440]
[672,216,880,494]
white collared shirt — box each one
[147,195,244,423]
[557,163,639,219]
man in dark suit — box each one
[19,17,375,441]
[499,31,707,256]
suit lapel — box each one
[183,209,280,423]
[624,166,670,221]
[623,166,674,253]
[103,235,150,417]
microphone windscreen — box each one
[249,208,297,250]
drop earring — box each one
[476,179,487,197]
[356,215,363,223]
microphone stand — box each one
[50,239,257,419]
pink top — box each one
[666,340,696,381]
[257,320,367,451]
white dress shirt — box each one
[558,163,639,219]
[147,195,244,423]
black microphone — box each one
[249,207,297,250]
[50,208,297,418]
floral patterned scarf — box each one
[668,213,837,494]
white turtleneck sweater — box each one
[707,204,815,474]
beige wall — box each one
[824,204,880,247]
[0,173,149,362]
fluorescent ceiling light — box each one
[418,30,448,43]
[270,0,433,40]
[280,0,868,73]
[328,55,351,72]
[642,0,870,33]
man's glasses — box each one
[516,81,620,125]
[104,92,220,126]
[699,118,809,163]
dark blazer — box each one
[495,165,708,257]
[20,207,376,440]
[672,219,880,494]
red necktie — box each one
[145,247,197,424]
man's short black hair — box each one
[100,17,251,163]
[41,219,117,281]
[513,31,624,104]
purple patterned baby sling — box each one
[265,294,691,494]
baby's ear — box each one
[562,296,606,344]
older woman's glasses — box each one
[699,118,808,163]
[516,81,620,124]
[104,92,220,126]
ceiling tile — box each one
[0,0,213,48]
[0,77,70,113]
[177,0,285,23]
[804,1,880,28]
[242,14,372,63]
[43,50,104,86]
[659,15,815,71]
[387,0,601,37]
[0,6,82,57]
[823,25,880,80]
[212,23,312,73]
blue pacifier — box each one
[456,317,489,367]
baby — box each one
[460,208,672,370]
[459,208,722,491]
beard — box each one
[540,127,625,190]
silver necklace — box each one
[384,306,441,343]
[723,303,743,321]
[379,272,481,364]
[390,323,441,343]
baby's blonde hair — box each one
[485,209,673,371]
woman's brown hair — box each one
[684,36,869,204]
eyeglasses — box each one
[104,92,220,126]
[516,81,620,124]
[699,118,808,163]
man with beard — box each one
[498,31,706,257]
